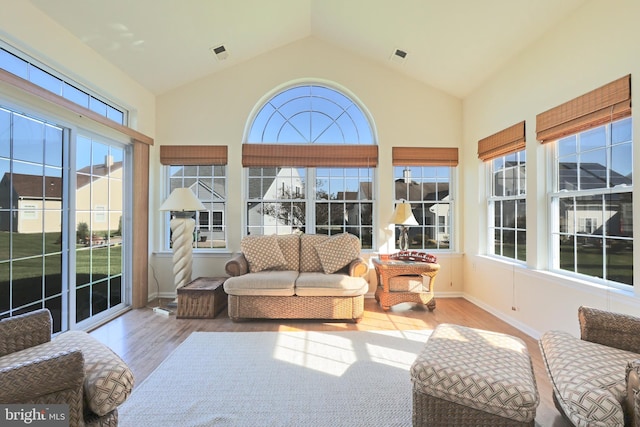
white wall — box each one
[462,0,640,338]
[152,36,464,298]
[0,1,156,137]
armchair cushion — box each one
[540,329,638,426]
[52,331,134,417]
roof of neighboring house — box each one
[76,161,123,189]
[1,161,123,200]
[559,162,631,189]
[1,173,62,199]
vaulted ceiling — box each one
[29,0,588,98]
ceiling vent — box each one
[210,44,229,61]
[390,48,408,64]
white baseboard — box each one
[463,293,541,339]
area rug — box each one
[119,329,432,427]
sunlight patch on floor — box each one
[273,331,357,377]
[272,329,432,377]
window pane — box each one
[576,237,603,278]
[558,155,578,191]
[611,144,632,186]
[607,240,633,285]
[63,83,90,108]
[0,48,28,78]
[12,258,43,307]
[580,149,607,189]
[493,170,504,197]
[559,236,575,272]
[0,108,10,158]
[44,254,62,298]
[575,195,603,235]
[580,126,606,150]
[503,200,516,229]
[516,230,526,260]
[13,114,44,164]
[503,230,515,258]
[30,66,62,95]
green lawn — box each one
[0,231,121,281]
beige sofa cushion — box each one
[223,270,297,296]
[314,233,361,274]
[295,272,369,296]
[276,234,300,271]
[241,234,287,273]
[299,234,329,272]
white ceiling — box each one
[29,0,588,98]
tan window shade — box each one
[536,75,631,143]
[160,145,228,165]
[392,147,458,166]
[242,144,378,167]
[477,121,526,161]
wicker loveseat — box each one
[224,232,369,322]
[539,306,640,427]
[0,309,134,427]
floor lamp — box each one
[390,200,418,251]
[159,188,205,305]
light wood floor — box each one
[90,297,569,427]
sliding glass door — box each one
[0,106,130,332]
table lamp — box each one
[159,188,206,298]
[390,201,418,251]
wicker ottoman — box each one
[411,323,539,426]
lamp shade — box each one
[390,201,418,226]
[159,188,205,212]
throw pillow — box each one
[241,235,287,273]
[314,233,361,274]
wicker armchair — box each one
[540,306,640,427]
[0,309,134,427]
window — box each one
[550,117,633,286]
[488,151,526,261]
[0,45,126,125]
[244,84,376,249]
[166,165,227,249]
[393,166,453,250]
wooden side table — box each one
[177,277,227,319]
[372,258,440,311]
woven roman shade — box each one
[477,121,526,161]
[242,144,378,167]
[536,75,631,143]
[392,147,458,166]
[160,145,228,165]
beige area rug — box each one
[119,329,432,427]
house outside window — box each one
[488,150,526,261]
[550,117,633,287]
[393,165,453,250]
[244,84,376,249]
[165,164,227,249]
